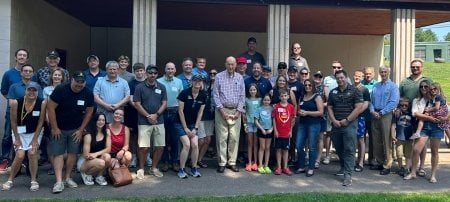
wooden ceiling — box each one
[44,0,450,35]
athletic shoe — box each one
[342,179,352,186]
[80,172,94,185]
[149,168,163,178]
[335,170,344,176]
[64,178,78,188]
[245,163,252,172]
[95,176,108,186]
[178,168,188,179]
[264,166,272,174]
[322,156,331,165]
[136,169,145,180]
[191,167,201,178]
[52,182,64,194]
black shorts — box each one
[257,130,274,139]
[274,137,290,150]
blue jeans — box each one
[331,120,357,179]
[1,111,12,161]
[161,110,179,164]
[296,122,320,170]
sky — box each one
[421,21,450,41]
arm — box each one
[135,101,155,124]
[178,100,191,136]
[30,100,47,150]
[323,86,330,107]
[272,117,278,138]
[75,106,94,141]
[304,95,324,117]
[82,134,92,159]
[94,94,114,112]
[9,99,21,148]
[254,117,265,135]
[290,90,297,117]
[194,105,205,136]
[47,98,61,139]
[381,85,399,115]
[113,83,131,109]
[327,104,341,128]
[391,123,397,143]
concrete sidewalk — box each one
[1,147,450,199]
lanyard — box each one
[20,98,36,125]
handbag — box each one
[108,158,133,187]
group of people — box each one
[0,37,449,193]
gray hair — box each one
[105,61,119,69]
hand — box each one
[29,139,39,152]
[393,109,401,118]
[298,110,307,117]
[221,111,228,120]
[72,130,83,143]
[233,111,241,120]
[332,120,341,128]
[274,132,279,138]
[116,150,124,160]
[371,112,380,119]
[107,104,115,112]
[14,138,22,150]
[391,135,397,143]
[51,128,61,140]
[340,119,349,127]
[147,114,158,124]
[288,131,292,138]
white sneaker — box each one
[80,172,94,186]
[149,168,163,177]
[322,156,331,165]
[64,178,78,188]
[136,169,145,180]
[52,182,64,193]
[146,154,153,167]
[95,176,108,186]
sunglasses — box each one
[147,71,158,75]
[411,66,421,69]
[209,72,217,75]
[304,84,312,87]
[332,66,342,69]
[300,72,308,75]
[420,85,429,89]
[399,104,408,107]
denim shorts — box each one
[421,122,444,139]
[174,123,196,137]
[245,122,257,133]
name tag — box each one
[171,86,178,92]
[299,102,304,106]
[32,111,40,116]
[17,126,26,133]
[297,62,304,67]
[155,89,161,94]
[247,59,252,64]
[278,108,285,112]
[291,86,297,91]
[77,100,85,106]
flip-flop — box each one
[417,168,426,177]
[30,181,39,192]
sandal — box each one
[429,177,437,183]
[30,181,39,192]
[403,173,416,180]
[2,181,13,191]
[354,165,364,172]
[417,168,426,177]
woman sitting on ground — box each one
[77,113,111,186]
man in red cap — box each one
[236,56,250,80]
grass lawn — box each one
[422,61,450,95]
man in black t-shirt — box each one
[47,71,94,193]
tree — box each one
[445,32,450,41]
[416,28,438,42]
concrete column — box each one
[0,0,11,141]
[390,9,415,84]
[267,4,290,75]
[132,0,157,66]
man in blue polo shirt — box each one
[244,62,272,97]
[83,55,106,91]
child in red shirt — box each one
[272,89,295,175]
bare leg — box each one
[53,155,64,182]
[28,149,39,182]
[152,146,163,170]
[7,150,25,182]
[190,136,199,168]
[316,132,324,163]
[264,139,271,167]
[64,153,77,180]
[138,147,149,170]
[429,139,440,181]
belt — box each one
[223,106,237,110]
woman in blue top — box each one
[295,79,324,177]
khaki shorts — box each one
[138,124,165,147]
[198,120,214,139]
[395,139,413,159]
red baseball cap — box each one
[236,56,247,64]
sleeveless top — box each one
[89,133,106,153]
[108,124,125,154]
[298,94,321,124]
[16,97,43,134]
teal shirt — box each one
[245,97,262,124]
[256,106,273,129]
[157,75,184,108]
[361,79,377,93]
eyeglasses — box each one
[147,71,158,75]
[420,85,429,89]
[411,66,421,69]
[399,104,408,107]
[332,66,342,69]
[431,87,438,91]
[209,72,217,75]
[293,47,301,50]
[300,72,308,75]
[304,84,312,87]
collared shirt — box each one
[192,67,208,79]
[213,70,245,112]
[399,75,432,102]
[361,78,377,93]
[134,81,167,125]
[328,84,363,120]
[323,75,352,91]
[157,75,183,108]
[288,56,309,72]
[93,76,130,122]
[1,67,37,96]
[244,76,273,98]
[84,68,107,91]
[176,73,192,89]
[369,79,399,115]
[37,66,70,88]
